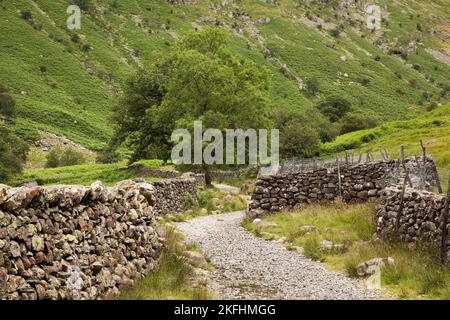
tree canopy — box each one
[316,95,352,122]
[111,27,272,171]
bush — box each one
[96,146,120,164]
[272,109,333,159]
[0,92,16,119]
[71,0,92,11]
[45,147,87,168]
[20,10,32,21]
[0,126,28,183]
[70,34,80,43]
[316,96,352,122]
[81,44,92,52]
[338,112,377,134]
[329,28,340,38]
[305,78,319,96]
[359,78,370,86]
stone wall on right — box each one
[248,156,440,219]
[376,187,449,261]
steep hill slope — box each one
[0,0,449,150]
[321,102,450,172]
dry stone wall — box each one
[0,175,200,300]
[248,157,439,219]
[376,187,449,261]
[150,177,199,216]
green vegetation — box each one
[274,108,335,159]
[111,27,272,184]
[244,202,450,299]
[19,162,160,186]
[45,146,87,168]
[316,96,352,123]
[161,187,247,224]
[0,84,28,184]
[0,126,29,184]
[120,227,212,300]
[321,103,450,172]
[1,0,448,155]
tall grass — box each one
[244,202,450,299]
[120,227,212,300]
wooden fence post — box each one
[440,173,450,263]
[336,154,342,198]
[420,140,426,162]
[395,168,410,235]
[401,145,405,168]
[435,167,443,194]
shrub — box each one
[20,10,32,21]
[96,146,120,164]
[338,112,377,134]
[81,44,92,52]
[305,78,319,96]
[45,147,87,168]
[329,28,340,38]
[359,78,370,86]
[70,34,80,43]
[71,0,92,11]
[316,96,352,122]
[0,126,29,183]
[0,92,16,119]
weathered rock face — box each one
[0,178,191,300]
[247,157,439,219]
[376,187,449,261]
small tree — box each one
[337,112,377,134]
[0,126,28,183]
[316,96,352,122]
[273,109,333,159]
[305,78,319,96]
[45,147,86,168]
[0,93,16,119]
[20,10,32,21]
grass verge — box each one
[243,202,450,299]
[120,227,212,300]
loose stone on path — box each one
[176,211,384,300]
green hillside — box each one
[0,0,449,150]
[321,102,450,172]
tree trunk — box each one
[202,163,213,187]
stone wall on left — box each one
[0,180,166,300]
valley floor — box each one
[176,211,384,300]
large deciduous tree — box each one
[111,27,272,184]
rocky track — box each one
[176,211,384,300]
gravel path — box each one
[212,183,241,194]
[176,211,383,300]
